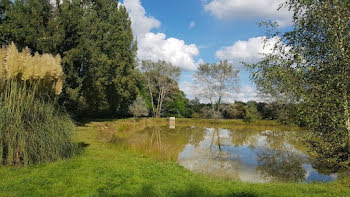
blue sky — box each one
[121,0,292,102]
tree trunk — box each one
[344,96,350,154]
[216,96,222,115]
[336,6,350,154]
[158,89,165,118]
[210,100,215,118]
[147,80,156,117]
[342,67,350,154]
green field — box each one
[0,119,349,197]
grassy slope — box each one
[0,119,349,197]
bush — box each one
[129,95,149,118]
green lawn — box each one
[0,119,349,197]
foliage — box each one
[189,100,280,120]
[244,101,262,122]
[129,95,149,118]
[246,0,350,164]
[163,88,190,118]
[0,0,139,118]
[199,105,223,119]
[221,102,246,119]
[194,60,239,117]
[188,97,202,118]
[141,60,181,118]
[256,102,278,120]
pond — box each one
[116,122,339,183]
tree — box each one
[221,102,246,119]
[141,60,181,118]
[188,97,202,118]
[244,101,262,122]
[246,0,350,162]
[194,60,239,118]
[163,89,190,118]
[57,0,139,117]
[129,95,148,118]
[0,0,139,118]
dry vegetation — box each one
[0,43,63,95]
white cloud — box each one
[216,36,280,65]
[123,0,199,70]
[228,85,260,103]
[179,81,198,100]
[123,0,160,36]
[180,81,259,103]
[204,0,292,27]
[189,21,196,29]
[138,33,199,70]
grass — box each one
[0,80,77,165]
[0,118,349,196]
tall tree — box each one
[194,60,239,118]
[0,0,139,117]
[0,0,54,52]
[141,60,181,118]
[246,0,350,162]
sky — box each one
[121,0,293,103]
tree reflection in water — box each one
[306,134,350,174]
[257,149,306,182]
[117,124,343,183]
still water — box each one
[117,124,338,183]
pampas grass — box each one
[0,43,77,166]
[0,43,63,95]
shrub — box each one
[129,95,149,118]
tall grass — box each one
[0,43,76,166]
[0,81,77,165]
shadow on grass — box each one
[95,182,257,197]
[133,183,258,197]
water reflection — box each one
[169,122,175,129]
[118,125,341,183]
[256,149,306,182]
